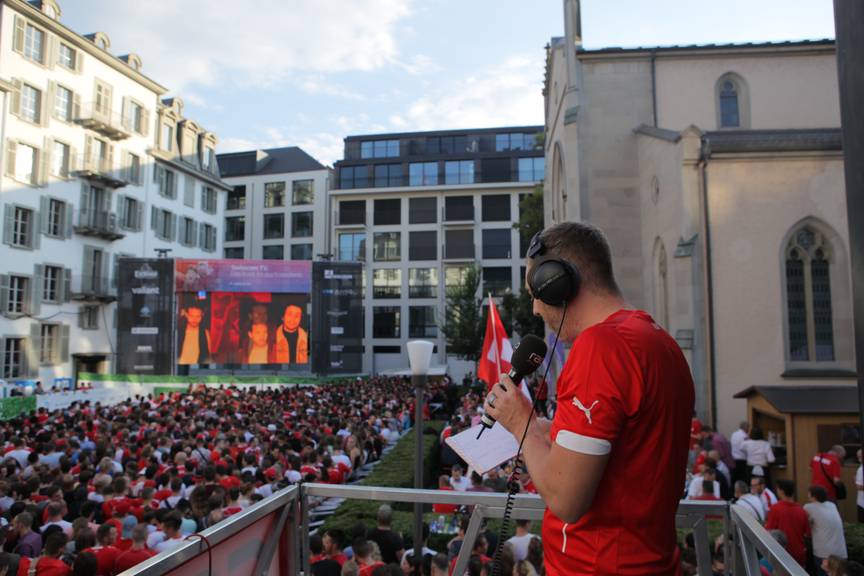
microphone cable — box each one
[489,308,567,576]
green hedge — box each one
[320,422,445,547]
[0,397,36,420]
[847,523,864,563]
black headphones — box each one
[526,231,581,307]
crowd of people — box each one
[0,376,419,575]
[684,417,864,576]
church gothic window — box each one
[716,73,748,129]
[719,80,739,127]
[785,226,834,362]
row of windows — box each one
[338,157,544,189]
[223,244,314,261]
[338,194,521,226]
[344,132,543,160]
[150,207,217,251]
[13,15,82,73]
[226,181,315,211]
[224,212,313,242]
[336,228,522,262]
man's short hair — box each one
[15,512,32,529]
[44,532,67,556]
[352,538,371,559]
[830,445,847,460]
[132,523,149,543]
[532,222,620,295]
[324,528,344,550]
[96,523,115,543]
[377,504,393,526]
[702,480,715,495]
[808,485,828,503]
[775,479,795,499]
[734,480,748,495]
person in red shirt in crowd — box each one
[82,523,121,576]
[765,479,810,567]
[17,532,71,576]
[484,223,695,576]
[810,445,845,502]
[322,529,347,566]
[693,480,721,502]
[114,524,156,574]
[354,539,384,576]
[432,475,458,514]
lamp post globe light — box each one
[406,340,434,563]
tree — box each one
[502,183,546,338]
[441,265,485,364]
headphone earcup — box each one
[529,259,581,307]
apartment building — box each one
[217,147,330,261]
[0,0,229,381]
[331,127,544,374]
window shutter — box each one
[31,265,43,316]
[3,205,14,246]
[63,268,71,302]
[0,275,9,314]
[64,203,73,238]
[0,337,5,377]
[101,252,110,290]
[150,205,158,232]
[135,202,143,231]
[153,163,161,184]
[112,253,120,287]
[185,175,195,207]
[78,307,86,329]
[30,209,40,249]
[57,268,67,302]
[83,135,93,170]
[12,16,24,53]
[72,92,81,120]
[121,97,130,131]
[39,86,49,127]
[74,49,83,74]
[170,213,177,242]
[45,33,56,69]
[141,108,150,137]
[26,323,40,376]
[38,139,50,185]
[210,226,217,252]
[79,182,91,217]
[82,246,94,293]
[117,196,127,228]
[5,141,16,177]
[191,221,198,248]
[107,144,115,174]
[170,172,178,199]
[10,79,21,117]
[47,81,57,120]
[199,222,206,248]
[40,196,49,235]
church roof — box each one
[733,385,859,414]
[562,38,835,55]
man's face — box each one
[186,308,203,328]
[750,479,763,495]
[108,527,118,544]
[452,467,462,479]
[249,324,268,347]
[250,305,268,324]
[322,534,334,554]
[282,306,302,331]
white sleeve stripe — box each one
[555,430,612,455]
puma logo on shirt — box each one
[572,397,599,424]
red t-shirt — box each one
[765,500,810,567]
[17,557,71,576]
[432,486,458,514]
[810,453,841,500]
[114,547,157,573]
[543,310,694,576]
[359,562,385,576]
[83,546,121,576]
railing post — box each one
[735,525,762,576]
[691,518,713,576]
[300,487,311,576]
[452,505,485,576]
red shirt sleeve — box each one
[551,326,642,455]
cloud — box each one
[399,53,545,130]
[296,75,367,101]
[218,128,345,167]
[65,0,414,93]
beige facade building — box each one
[0,0,229,381]
[545,1,852,437]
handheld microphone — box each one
[476,334,547,439]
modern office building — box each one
[217,147,330,262]
[330,127,544,374]
[0,0,229,381]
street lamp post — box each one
[407,340,434,564]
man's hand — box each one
[484,374,533,436]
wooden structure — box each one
[734,385,861,520]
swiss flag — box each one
[477,296,513,390]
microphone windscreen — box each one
[510,334,547,375]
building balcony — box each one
[69,275,116,302]
[72,155,129,188]
[74,103,132,140]
[73,209,125,241]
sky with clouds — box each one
[60,0,836,166]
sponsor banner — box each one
[175,260,312,293]
[116,259,175,375]
[311,262,364,374]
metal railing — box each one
[75,102,132,140]
[69,274,115,300]
[73,209,123,239]
[119,483,809,576]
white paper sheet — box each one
[445,422,520,475]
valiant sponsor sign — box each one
[116,259,175,375]
[311,262,363,374]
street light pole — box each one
[407,340,434,564]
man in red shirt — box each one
[83,523,121,576]
[810,445,845,501]
[765,480,810,567]
[114,524,156,573]
[17,532,70,576]
[485,223,695,576]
